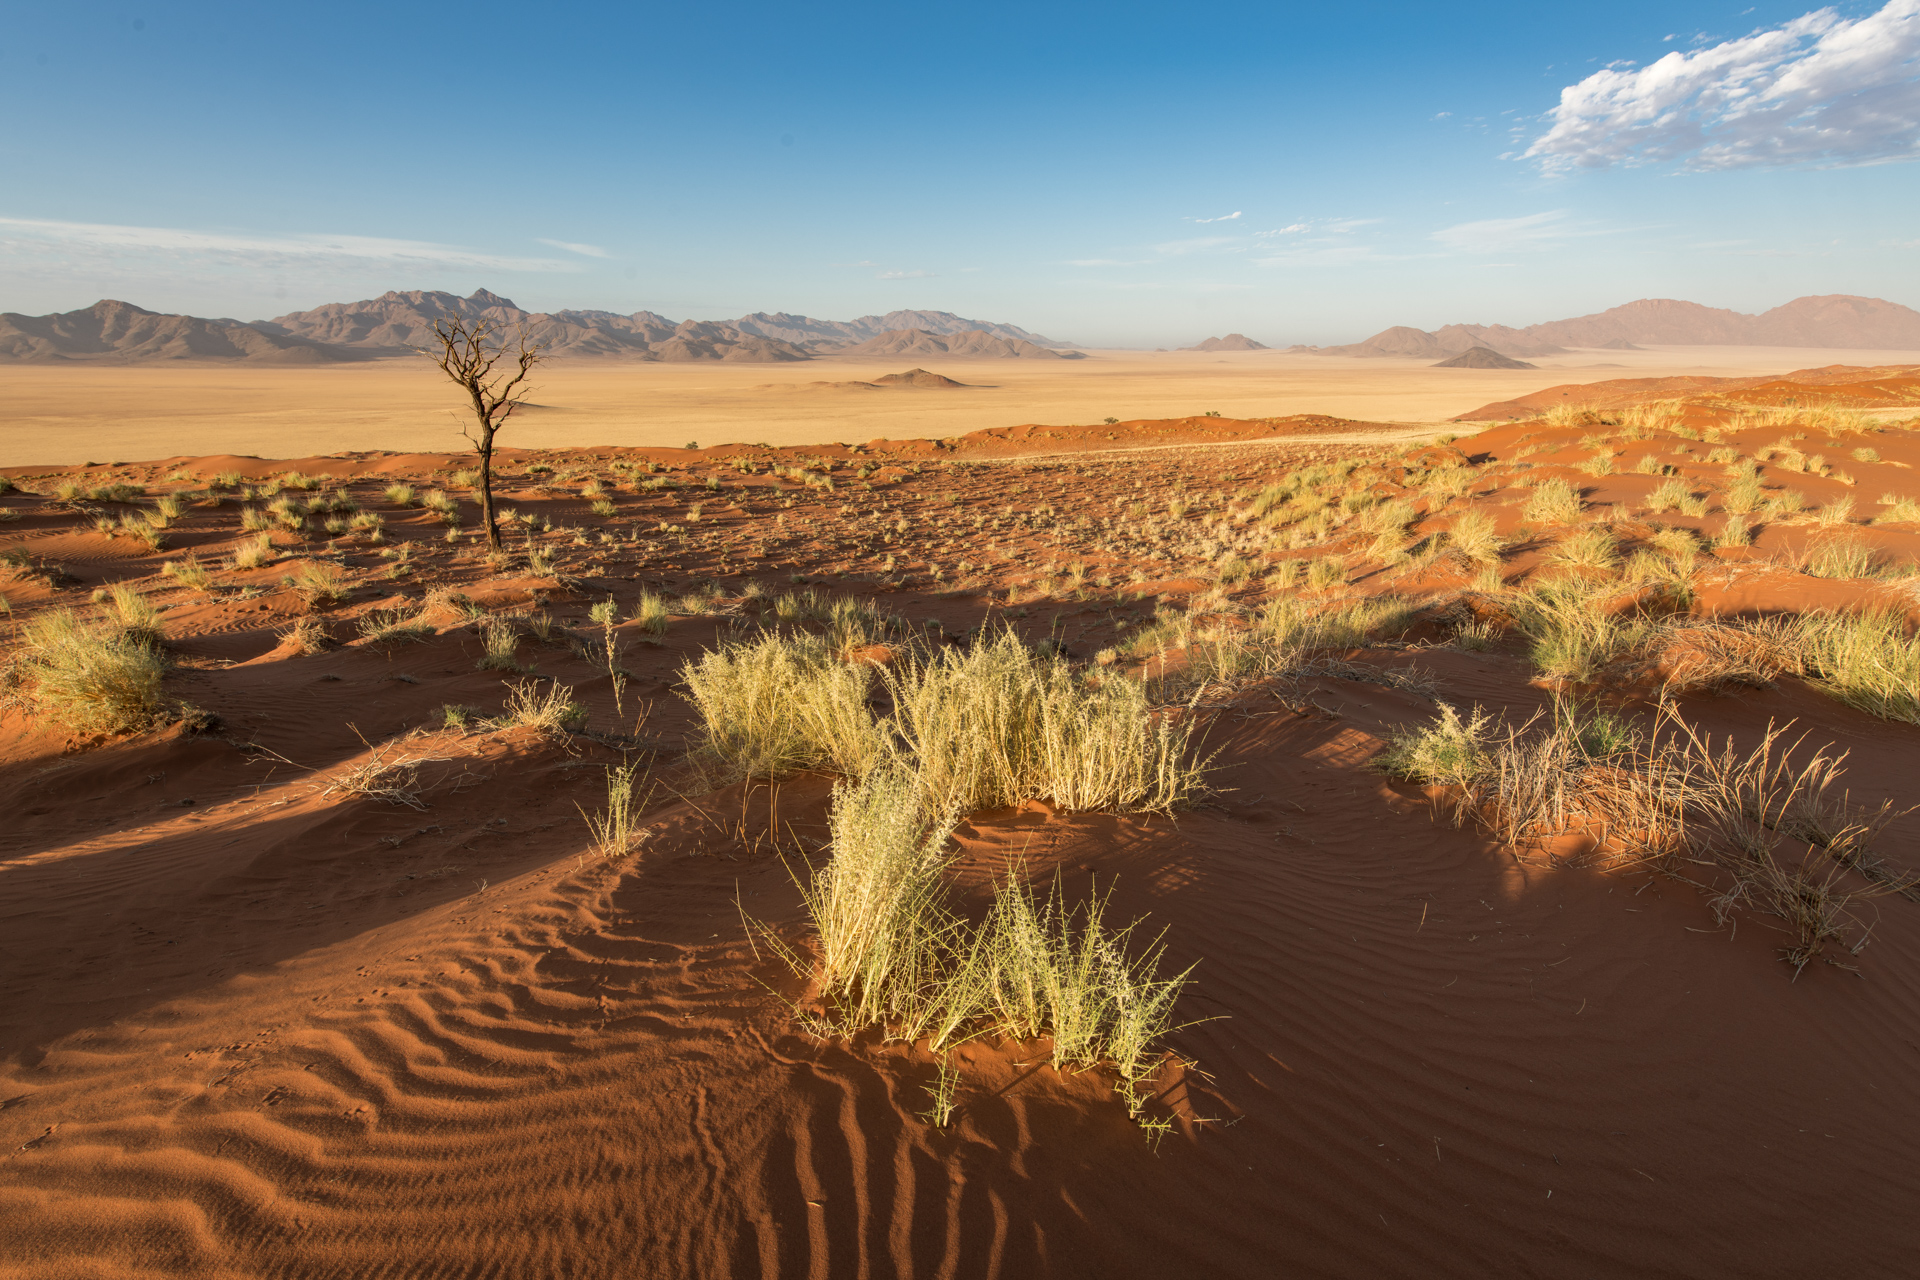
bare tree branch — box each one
[414,317,546,552]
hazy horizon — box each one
[5,0,1918,347]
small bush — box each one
[1804,536,1880,579]
[230,534,276,571]
[681,631,888,781]
[629,590,670,636]
[579,760,654,858]
[885,630,1206,814]
[1445,510,1504,565]
[357,609,435,646]
[475,617,523,671]
[1510,578,1642,683]
[161,555,219,594]
[102,582,164,647]
[13,609,168,734]
[284,560,350,607]
[1523,477,1583,526]
[1377,702,1495,796]
[1548,526,1619,570]
[278,616,334,655]
[1790,609,1920,723]
[1648,478,1703,516]
[491,679,587,735]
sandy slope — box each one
[5,383,1920,1276]
[6,344,1920,467]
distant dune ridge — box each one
[1432,346,1535,370]
[0,290,1078,365]
[1314,295,1920,359]
[1184,334,1269,352]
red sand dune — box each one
[1459,363,1920,421]
[5,393,1920,1276]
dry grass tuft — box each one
[490,679,588,735]
[681,631,889,781]
[8,608,168,734]
[886,629,1208,814]
[1380,702,1911,975]
[578,760,655,857]
[322,740,441,810]
[284,560,350,608]
[277,616,334,655]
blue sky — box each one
[2,0,1917,345]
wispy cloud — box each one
[536,238,611,258]
[1430,210,1580,252]
[878,269,934,279]
[1254,223,1313,237]
[1188,210,1244,223]
[0,216,577,272]
[1526,0,1920,171]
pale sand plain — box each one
[3,344,1917,467]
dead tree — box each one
[417,317,545,551]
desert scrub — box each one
[579,760,655,858]
[283,560,349,607]
[357,608,435,646]
[629,589,670,636]
[1803,536,1883,580]
[681,630,889,781]
[383,483,419,507]
[1547,526,1620,571]
[9,608,167,734]
[1383,702,1905,974]
[1444,510,1505,565]
[1647,478,1706,517]
[100,582,165,647]
[475,617,524,671]
[1789,609,1920,723]
[229,533,277,571]
[1376,702,1496,798]
[768,768,1196,1117]
[796,765,962,1029]
[266,616,329,657]
[884,629,1207,814]
[489,679,588,735]
[1523,477,1583,526]
[1510,577,1646,684]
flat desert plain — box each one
[6,343,1920,466]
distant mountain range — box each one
[0,290,1079,364]
[1309,295,1920,358]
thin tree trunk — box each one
[476,425,501,550]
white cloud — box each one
[878,269,934,279]
[1254,224,1313,237]
[1189,210,1244,223]
[536,238,610,258]
[1526,0,1920,171]
[1430,210,1576,252]
[0,216,577,272]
